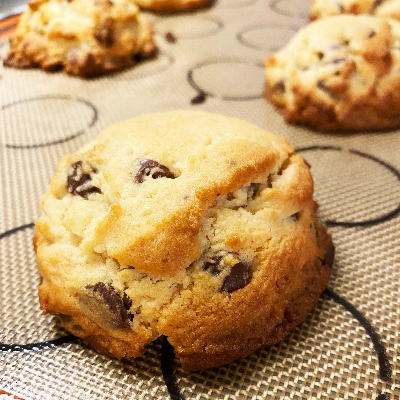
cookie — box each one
[34,110,333,370]
[3,0,157,77]
[310,0,400,21]
[264,15,400,132]
[135,0,212,13]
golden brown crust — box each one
[160,220,333,370]
[34,111,332,370]
[3,0,157,78]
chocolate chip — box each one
[247,183,260,200]
[319,243,335,268]
[317,80,335,98]
[368,30,376,39]
[134,159,175,183]
[317,52,324,60]
[290,212,300,221]
[221,260,250,293]
[191,92,206,105]
[331,57,346,64]
[84,282,131,329]
[67,161,101,199]
[370,0,383,14]
[204,255,251,292]
[337,3,345,13]
[203,256,223,275]
[94,18,115,47]
[273,80,285,93]
[165,32,177,44]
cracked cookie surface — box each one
[310,0,400,21]
[35,110,333,370]
[4,0,156,77]
[264,15,400,132]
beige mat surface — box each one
[0,0,399,399]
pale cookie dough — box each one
[4,0,157,77]
[310,0,400,21]
[34,110,333,370]
[264,15,400,132]
[135,0,212,13]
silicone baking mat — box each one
[0,0,399,399]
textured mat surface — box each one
[0,0,399,399]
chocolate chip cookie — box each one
[310,0,400,21]
[34,110,333,370]
[264,15,400,132]
[4,0,157,77]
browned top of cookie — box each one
[4,0,156,77]
[36,110,311,277]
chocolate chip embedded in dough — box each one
[221,260,250,293]
[370,0,383,14]
[289,211,300,221]
[94,18,115,47]
[134,159,175,183]
[80,282,131,329]
[67,161,101,199]
[317,79,335,98]
[273,80,285,93]
[203,256,223,275]
[247,183,260,200]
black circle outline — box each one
[237,23,299,51]
[216,0,258,9]
[161,337,184,400]
[0,222,77,351]
[270,0,309,19]
[1,95,98,149]
[187,57,264,101]
[296,146,400,227]
[153,16,223,40]
[323,288,392,383]
[160,289,392,399]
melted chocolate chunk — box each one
[67,161,101,199]
[317,79,335,98]
[331,57,346,64]
[85,282,131,329]
[221,260,250,293]
[203,256,223,275]
[204,255,251,292]
[134,159,175,183]
[247,183,260,200]
[290,212,301,221]
[273,80,285,93]
[94,18,115,47]
[370,0,383,14]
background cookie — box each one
[310,0,400,21]
[135,0,212,13]
[3,0,157,77]
[264,15,400,132]
[34,110,333,370]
